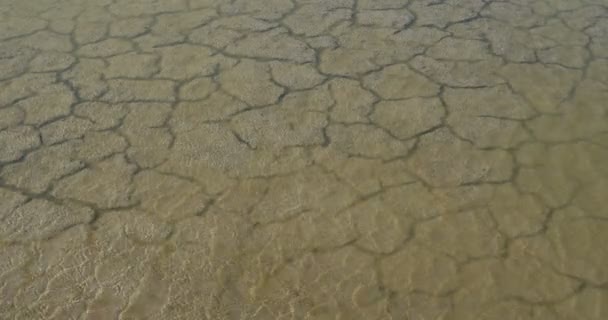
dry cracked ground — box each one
[1,0,608,319]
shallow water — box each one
[1,0,608,319]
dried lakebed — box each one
[1,0,608,319]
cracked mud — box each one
[1,0,608,319]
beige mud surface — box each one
[1,0,608,319]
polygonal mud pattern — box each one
[1,0,608,319]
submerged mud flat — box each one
[1,0,608,318]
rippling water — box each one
[1,0,607,319]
